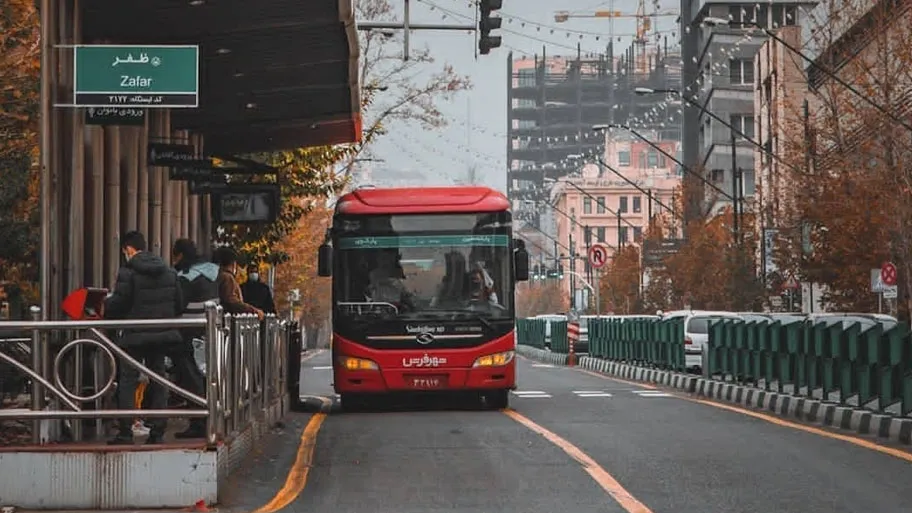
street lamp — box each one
[701,16,912,133]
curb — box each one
[516,345,912,446]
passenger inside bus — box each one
[365,250,415,311]
[431,252,499,307]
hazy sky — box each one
[362,0,680,192]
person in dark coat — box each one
[104,231,183,445]
[170,238,220,439]
[214,247,263,319]
[240,264,276,315]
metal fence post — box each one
[29,306,43,444]
[204,301,220,446]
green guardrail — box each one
[516,318,546,349]
[516,317,685,371]
[708,319,912,415]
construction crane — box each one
[554,6,678,46]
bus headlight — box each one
[338,356,379,371]
[472,350,515,368]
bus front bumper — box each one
[333,362,516,394]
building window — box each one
[618,151,631,166]
[646,150,659,167]
[517,68,536,87]
[619,196,628,213]
[596,196,606,214]
[729,5,745,23]
[638,152,647,168]
[633,227,643,241]
[711,169,724,183]
[619,226,628,244]
[597,226,606,242]
[632,196,642,213]
[729,58,754,85]
[583,197,592,214]
[730,115,755,139]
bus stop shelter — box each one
[39,0,362,314]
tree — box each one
[272,206,334,336]
[598,245,641,314]
[355,0,471,144]
[772,0,912,314]
[516,281,568,317]
[0,1,39,297]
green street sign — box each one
[73,45,199,108]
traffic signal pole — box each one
[357,0,502,60]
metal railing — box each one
[0,302,290,446]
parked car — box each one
[534,313,567,349]
[681,311,743,371]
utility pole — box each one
[357,0,502,61]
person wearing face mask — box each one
[213,247,264,319]
[104,230,184,445]
[240,264,276,315]
[169,238,219,439]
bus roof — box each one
[336,186,510,215]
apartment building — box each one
[754,25,806,278]
[678,0,814,217]
[552,138,682,266]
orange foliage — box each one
[770,0,912,314]
[598,245,641,314]
[646,208,760,311]
[0,1,40,293]
[0,0,39,160]
[272,206,333,329]
[516,280,568,317]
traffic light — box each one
[478,0,502,55]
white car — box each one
[681,311,743,371]
[534,314,567,349]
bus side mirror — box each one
[514,246,530,282]
[318,243,332,277]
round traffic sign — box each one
[588,244,609,269]
[881,261,898,286]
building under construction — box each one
[507,39,682,230]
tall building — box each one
[754,25,807,280]
[506,41,682,231]
[678,1,813,217]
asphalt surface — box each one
[224,351,912,513]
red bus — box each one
[317,185,530,410]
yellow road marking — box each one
[252,411,327,513]
[503,409,654,513]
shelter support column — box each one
[137,115,150,237]
[122,127,139,232]
[103,127,121,285]
[173,129,190,241]
[160,113,173,263]
[149,110,166,257]
[66,0,85,292]
[187,133,202,244]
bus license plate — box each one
[407,375,447,389]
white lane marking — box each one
[632,391,673,398]
[311,366,332,370]
[573,390,605,394]
[576,393,614,398]
[512,391,552,398]
[531,364,555,368]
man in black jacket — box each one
[241,264,276,315]
[104,231,183,445]
[170,239,219,439]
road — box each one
[224,351,912,513]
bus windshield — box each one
[332,212,514,321]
